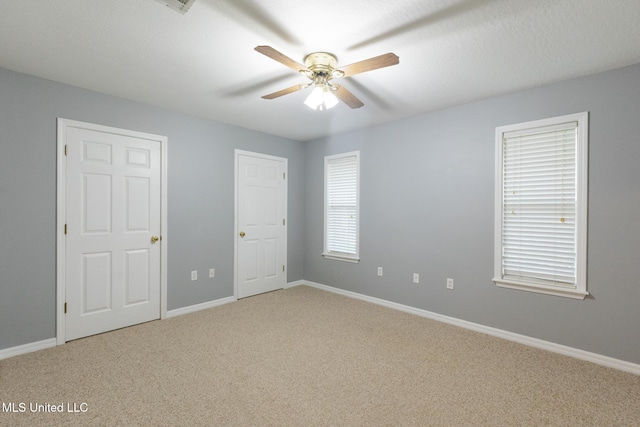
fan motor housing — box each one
[304,52,337,73]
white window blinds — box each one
[494,112,588,299]
[324,152,359,262]
[501,123,577,286]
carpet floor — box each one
[1,285,639,426]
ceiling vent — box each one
[156,0,196,14]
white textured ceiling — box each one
[1,0,639,141]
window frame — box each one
[493,112,589,299]
[323,151,360,263]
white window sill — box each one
[322,253,360,263]
[493,278,588,300]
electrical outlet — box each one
[446,278,454,289]
[191,270,197,281]
[377,267,383,276]
[413,273,420,283]
[209,268,215,278]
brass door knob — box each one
[239,231,245,238]
[151,236,160,243]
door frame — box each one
[234,149,288,299]
[56,118,168,345]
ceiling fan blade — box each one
[340,53,399,78]
[261,84,308,99]
[255,46,308,73]
[333,86,364,109]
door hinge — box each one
[283,172,286,180]
[282,265,285,272]
[64,224,67,234]
[64,145,68,156]
[64,302,67,314]
[282,218,285,226]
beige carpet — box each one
[1,285,639,426]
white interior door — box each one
[64,125,162,341]
[236,151,287,299]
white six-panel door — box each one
[236,151,287,299]
[62,122,163,341]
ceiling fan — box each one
[255,45,399,111]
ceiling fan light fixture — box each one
[255,46,399,110]
[304,85,338,111]
[323,90,339,109]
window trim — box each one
[493,112,589,299]
[322,151,360,263]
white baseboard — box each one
[166,296,236,318]
[293,280,640,376]
[2,297,237,360]
[0,338,57,361]
[285,280,305,289]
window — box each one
[323,151,360,263]
[494,112,588,299]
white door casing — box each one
[235,150,287,299]
[56,119,168,344]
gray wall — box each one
[0,67,305,349]
[303,63,640,364]
[2,63,640,366]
